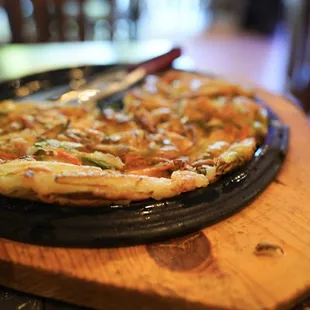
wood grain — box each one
[0,90,309,310]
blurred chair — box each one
[209,0,249,28]
[241,0,283,35]
[3,0,140,43]
[285,0,310,112]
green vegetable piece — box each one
[81,157,111,169]
[81,151,124,170]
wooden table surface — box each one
[0,39,309,310]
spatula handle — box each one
[128,47,182,74]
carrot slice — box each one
[126,162,174,177]
[239,126,250,140]
[56,150,81,165]
[0,151,18,160]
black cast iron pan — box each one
[0,65,289,248]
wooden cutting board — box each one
[0,90,309,310]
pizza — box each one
[0,70,268,206]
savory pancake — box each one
[0,70,268,206]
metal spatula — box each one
[56,47,182,105]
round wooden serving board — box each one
[0,89,309,310]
